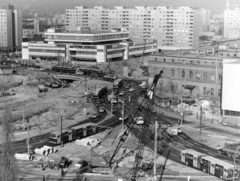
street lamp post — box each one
[22,104,31,154]
[233,146,240,181]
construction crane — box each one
[109,70,163,180]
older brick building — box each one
[148,49,223,98]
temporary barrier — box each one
[42,145,58,153]
[34,148,48,156]
[14,153,34,161]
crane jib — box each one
[108,70,164,179]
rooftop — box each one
[45,28,128,35]
[152,52,222,60]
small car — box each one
[129,88,135,92]
[119,91,125,96]
[134,116,144,125]
[96,99,101,104]
[90,114,99,119]
[99,107,105,113]
[119,116,128,121]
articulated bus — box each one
[49,123,96,144]
[181,149,238,180]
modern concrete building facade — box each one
[148,47,222,98]
[224,3,240,39]
[65,6,201,50]
[22,28,157,63]
[0,4,22,52]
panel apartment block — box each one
[65,6,201,50]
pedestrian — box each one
[61,169,65,177]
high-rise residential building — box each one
[65,6,201,50]
[0,4,22,52]
[199,8,211,35]
[224,1,240,39]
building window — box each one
[203,73,208,80]
[171,69,175,77]
[211,88,214,95]
[203,87,206,95]
[219,63,222,67]
[171,85,175,92]
[211,74,215,81]
[155,57,157,61]
[219,74,222,81]
[182,70,185,78]
[189,71,193,78]
[190,60,193,64]
[196,72,200,79]
[172,59,174,63]
[197,61,200,64]
[212,62,215,66]
[163,58,166,62]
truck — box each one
[166,127,182,136]
[93,85,107,99]
[113,78,123,89]
[217,142,240,158]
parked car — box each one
[96,99,101,104]
[119,91,125,96]
[129,88,135,92]
[99,107,105,113]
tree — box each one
[0,106,18,181]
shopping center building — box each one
[22,28,157,62]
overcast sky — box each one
[0,0,240,14]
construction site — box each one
[0,61,227,181]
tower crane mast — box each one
[108,70,163,180]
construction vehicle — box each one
[217,142,240,158]
[108,70,164,180]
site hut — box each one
[49,129,73,145]
[181,149,206,168]
[200,155,235,180]
[71,123,97,140]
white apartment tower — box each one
[224,0,240,39]
[0,4,22,52]
[66,6,201,50]
[199,8,211,35]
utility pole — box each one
[84,77,87,100]
[111,89,113,114]
[122,98,125,130]
[23,104,31,154]
[61,115,63,147]
[153,120,158,181]
[199,102,202,140]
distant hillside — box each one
[1,0,240,14]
